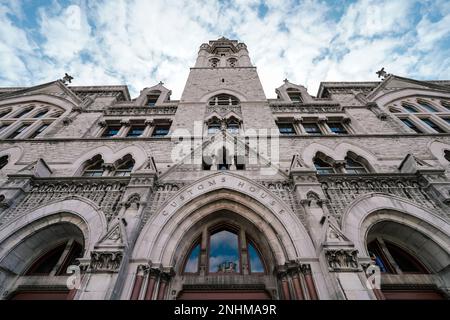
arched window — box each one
[82,156,104,177]
[210,58,220,68]
[368,239,429,274]
[33,109,48,118]
[286,89,302,103]
[417,100,437,113]
[25,241,83,276]
[182,225,266,275]
[440,100,450,110]
[402,103,418,113]
[227,58,237,68]
[389,107,401,113]
[0,155,8,169]
[344,156,368,174]
[113,156,135,176]
[14,107,33,118]
[0,108,11,118]
[313,157,334,174]
[226,118,240,134]
[207,119,221,134]
[208,94,239,106]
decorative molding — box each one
[104,106,177,116]
[90,251,123,272]
[325,249,359,272]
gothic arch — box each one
[428,140,450,167]
[341,193,450,259]
[0,94,76,116]
[302,142,377,169]
[0,147,23,169]
[132,172,315,265]
[199,89,248,103]
[372,88,450,108]
[0,198,107,259]
[71,145,147,175]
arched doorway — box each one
[175,211,274,300]
[126,173,322,300]
[1,222,85,300]
[366,219,448,300]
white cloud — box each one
[0,0,449,99]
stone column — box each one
[288,263,305,300]
[157,272,172,300]
[144,268,160,300]
[301,264,318,300]
[130,264,148,300]
[277,268,291,300]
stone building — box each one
[0,37,449,300]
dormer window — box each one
[287,89,302,103]
[208,121,221,134]
[146,91,160,106]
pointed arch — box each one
[341,193,450,259]
[0,147,23,170]
[132,172,315,265]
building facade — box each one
[0,37,449,300]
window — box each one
[303,123,322,135]
[113,158,135,176]
[368,239,429,274]
[344,157,368,174]
[287,89,302,103]
[183,224,266,275]
[247,242,264,273]
[0,123,11,133]
[444,150,450,162]
[82,157,104,177]
[401,119,422,133]
[277,123,296,135]
[208,229,240,273]
[126,125,145,137]
[146,94,159,107]
[443,118,450,126]
[33,110,48,118]
[101,125,121,137]
[210,58,219,68]
[28,124,49,139]
[184,243,200,273]
[402,103,418,113]
[440,100,450,110]
[25,241,83,276]
[0,109,11,118]
[228,58,237,68]
[208,121,221,134]
[328,122,348,134]
[417,100,437,113]
[7,123,30,139]
[14,108,33,118]
[152,124,170,137]
[389,107,401,113]
[208,94,239,106]
[227,121,239,134]
[314,158,335,174]
[421,118,445,133]
[0,155,8,169]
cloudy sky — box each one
[0,0,449,99]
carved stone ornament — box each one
[90,251,123,272]
[325,249,359,272]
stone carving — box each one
[270,104,342,113]
[104,106,177,116]
[206,105,242,116]
[0,179,127,223]
[90,251,123,272]
[319,174,448,221]
[325,249,359,272]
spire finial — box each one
[376,67,390,80]
[61,73,74,84]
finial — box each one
[158,81,164,85]
[376,67,390,80]
[61,73,74,84]
[283,78,289,84]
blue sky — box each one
[0,0,449,99]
